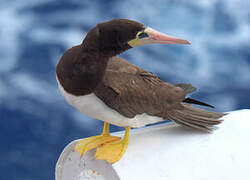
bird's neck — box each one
[81,38,131,58]
[56,45,110,96]
[57,41,131,96]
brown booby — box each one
[56,19,224,164]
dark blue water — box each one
[1,1,250,179]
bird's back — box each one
[94,56,187,119]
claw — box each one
[74,135,120,155]
[95,127,130,164]
[74,122,120,156]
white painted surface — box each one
[57,77,164,128]
[55,109,250,180]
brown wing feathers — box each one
[96,57,224,131]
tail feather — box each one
[176,111,222,125]
[168,104,226,132]
[168,114,215,132]
[175,83,215,108]
[183,97,215,108]
[183,105,225,119]
[168,113,212,131]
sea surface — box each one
[0,0,250,179]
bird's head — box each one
[82,19,190,56]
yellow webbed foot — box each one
[95,127,130,164]
[74,122,120,156]
[74,134,120,155]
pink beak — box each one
[128,27,191,47]
[146,27,191,45]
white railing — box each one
[56,110,250,180]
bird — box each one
[56,19,225,164]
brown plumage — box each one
[56,19,225,132]
[94,57,224,132]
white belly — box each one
[57,78,165,128]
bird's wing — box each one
[94,56,186,118]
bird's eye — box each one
[138,32,149,39]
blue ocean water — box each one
[0,0,250,179]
